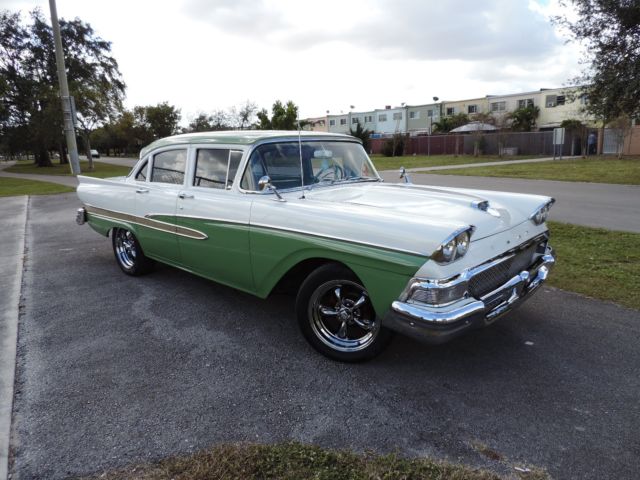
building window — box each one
[365,115,373,123]
[556,95,566,106]
[351,117,360,124]
[446,107,455,116]
[329,119,336,126]
[468,105,478,114]
[579,94,588,105]
[409,111,419,120]
[378,114,387,122]
[490,101,506,112]
[340,118,347,125]
[517,98,534,109]
[392,112,403,120]
[427,110,434,117]
[545,95,557,107]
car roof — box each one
[139,130,357,158]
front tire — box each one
[112,228,154,276]
[295,264,393,362]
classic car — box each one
[76,131,555,362]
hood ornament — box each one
[471,200,501,218]
[399,166,412,184]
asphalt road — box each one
[380,171,640,233]
[9,194,640,479]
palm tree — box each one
[348,121,372,151]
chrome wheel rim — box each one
[309,279,379,353]
[115,229,137,269]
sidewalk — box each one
[382,155,580,174]
[0,196,28,480]
[0,162,78,187]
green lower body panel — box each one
[249,227,426,317]
[85,211,426,318]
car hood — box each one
[303,182,550,242]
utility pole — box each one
[49,0,81,175]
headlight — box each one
[530,199,555,225]
[432,226,475,264]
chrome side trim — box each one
[249,222,428,258]
[84,205,208,240]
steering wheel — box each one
[315,164,344,182]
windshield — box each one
[240,140,380,192]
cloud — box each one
[183,0,563,62]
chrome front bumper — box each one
[384,248,555,344]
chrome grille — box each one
[468,244,538,298]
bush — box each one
[382,134,405,157]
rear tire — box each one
[295,263,393,362]
[111,228,154,276]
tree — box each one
[508,105,540,132]
[257,100,300,130]
[348,121,372,151]
[144,102,181,138]
[555,1,640,121]
[186,113,213,133]
[229,100,257,130]
[210,109,230,130]
[560,118,589,156]
[432,113,469,133]
[0,9,125,167]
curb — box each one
[0,196,28,480]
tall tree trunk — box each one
[58,138,68,164]
[83,131,94,170]
[34,139,52,167]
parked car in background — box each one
[90,149,100,158]
[76,131,555,361]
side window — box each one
[228,151,242,188]
[194,149,244,189]
[194,149,229,189]
[135,159,149,181]
[151,149,187,185]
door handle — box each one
[136,188,149,194]
[178,192,194,199]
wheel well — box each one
[270,258,355,296]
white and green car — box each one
[76,131,555,361]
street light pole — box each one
[49,0,81,175]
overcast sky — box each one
[5,0,581,123]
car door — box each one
[175,147,253,291]
[133,147,187,265]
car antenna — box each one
[297,110,306,199]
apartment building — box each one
[304,86,594,135]
[442,97,490,118]
[407,103,441,134]
[537,87,591,129]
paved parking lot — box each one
[8,194,640,479]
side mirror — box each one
[258,175,285,202]
[258,175,272,191]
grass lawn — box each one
[84,442,547,480]
[0,177,75,197]
[370,154,540,171]
[6,160,131,178]
[548,221,640,310]
[431,156,640,185]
